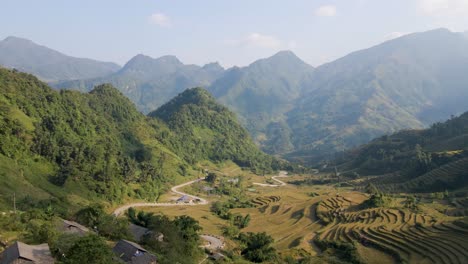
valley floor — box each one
[131,163,468,264]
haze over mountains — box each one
[56,54,225,113]
[1,28,468,163]
[0,36,120,82]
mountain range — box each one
[1,28,468,164]
[0,36,120,82]
[55,54,225,113]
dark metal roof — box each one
[112,240,157,264]
[0,242,54,264]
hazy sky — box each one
[1,0,467,67]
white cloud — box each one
[418,0,468,17]
[245,33,282,49]
[148,12,171,27]
[315,5,337,17]
[383,31,411,41]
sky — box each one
[1,0,468,68]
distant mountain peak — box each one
[123,54,182,71]
[202,62,224,72]
[155,55,182,64]
[2,36,33,43]
[252,50,311,68]
[0,36,120,82]
[272,50,297,57]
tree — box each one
[75,204,105,228]
[174,215,201,242]
[238,232,277,262]
[206,172,217,184]
[365,183,380,195]
[62,235,114,264]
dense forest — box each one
[150,87,289,175]
[0,68,279,212]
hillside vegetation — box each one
[334,111,468,193]
[150,87,287,174]
[0,68,277,213]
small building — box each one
[58,220,89,236]
[129,223,150,242]
[128,224,163,243]
[0,241,54,264]
[113,240,157,264]
[176,195,193,204]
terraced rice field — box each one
[315,195,468,264]
[251,195,281,207]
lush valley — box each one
[1,26,468,264]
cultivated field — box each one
[137,166,468,263]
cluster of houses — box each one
[0,220,159,264]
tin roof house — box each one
[113,240,157,264]
[0,241,54,264]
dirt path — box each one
[253,171,289,187]
[200,234,224,250]
[112,178,208,216]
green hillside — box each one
[333,111,468,193]
[149,87,285,174]
[0,67,281,213]
[0,68,193,212]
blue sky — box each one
[1,0,467,67]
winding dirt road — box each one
[112,170,289,252]
[113,178,208,216]
[253,171,289,187]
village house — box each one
[176,195,194,204]
[113,240,157,264]
[129,223,163,243]
[0,241,54,264]
[57,220,89,236]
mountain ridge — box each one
[0,36,120,82]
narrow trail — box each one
[253,171,289,187]
[112,178,208,216]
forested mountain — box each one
[0,36,120,82]
[55,54,225,113]
[334,111,468,193]
[208,50,314,153]
[16,29,468,164]
[0,68,275,212]
[149,87,285,174]
[284,28,468,163]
